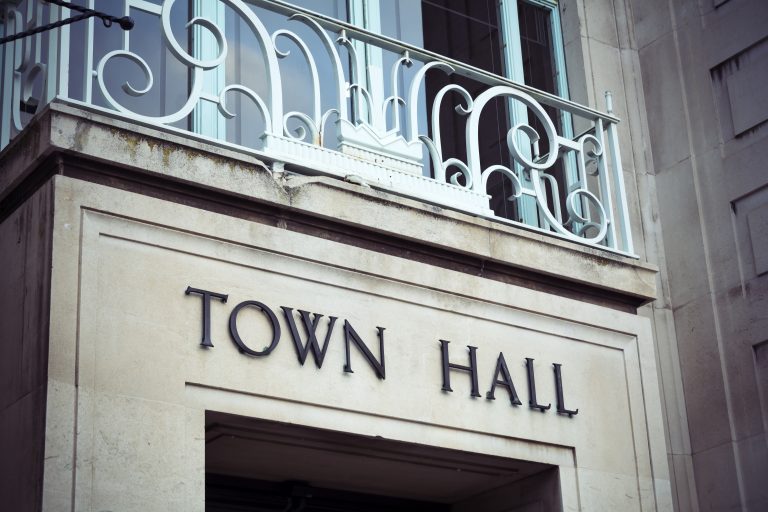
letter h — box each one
[440,340,481,398]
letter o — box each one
[228,300,281,356]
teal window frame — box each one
[191,0,226,139]
[350,0,575,227]
[501,0,575,226]
[191,0,575,227]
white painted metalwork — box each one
[0,0,636,256]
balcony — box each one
[0,0,635,256]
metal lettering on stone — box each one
[187,287,578,419]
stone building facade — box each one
[632,0,768,510]
[0,0,765,511]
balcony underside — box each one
[0,103,657,308]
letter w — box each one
[281,307,337,369]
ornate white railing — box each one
[0,0,635,256]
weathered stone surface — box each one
[33,175,669,510]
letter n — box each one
[343,320,385,379]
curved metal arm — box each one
[0,0,133,46]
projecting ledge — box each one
[0,103,657,309]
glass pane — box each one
[284,0,347,19]
[518,0,566,212]
[223,0,348,149]
[74,1,188,129]
[422,0,503,74]
[518,0,556,95]
[380,0,423,45]
[421,0,516,218]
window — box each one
[3,0,631,251]
[125,0,574,226]
[286,0,574,225]
[416,0,573,224]
[212,0,350,147]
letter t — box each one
[185,286,228,347]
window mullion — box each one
[499,0,539,225]
[348,0,386,132]
[192,0,225,138]
[547,3,578,192]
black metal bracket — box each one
[0,0,133,46]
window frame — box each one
[191,0,226,138]
[501,0,575,226]
[192,0,575,227]
[350,0,575,226]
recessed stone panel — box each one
[726,60,768,136]
[711,38,768,141]
[756,340,768,436]
[747,203,768,276]
[41,176,672,511]
[733,186,768,279]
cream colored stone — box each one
[25,104,657,304]
[41,176,671,510]
[669,453,700,512]
[41,380,77,512]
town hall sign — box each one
[186,286,579,417]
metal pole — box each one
[0,0,133,45]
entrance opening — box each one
[206,412,563,512]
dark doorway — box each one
[207,475,449,512]
[205,412,563,512]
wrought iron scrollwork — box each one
[0,0,634,254]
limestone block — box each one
[583,0,619,48]
[733,186,768,282]
[0,205,26,408]
[623,168,644,259]
[0,390,44,512]
[726,52,768,136]
[619,47,651,174]
[586,39,632,153]
[681,150,742,293]
[747,204,768,276]
[672,23,721,155]
[611,0,633,50]
[654,159,709,306]
[42,380,77,512]
[559,0,584,47]
[0,182,53,512]
[726,138,768,206]
[564,36,593,110]
[691,442,741,512]
[672,295,732,453]
[735,433,768,511]
[644,306,690,455]
[628,0,673,50]
[42,176,670,510]
[755,340,768,423]
[704,0,768,70]
[669,453,699,512]
[712,286,765,439]
[77,393,195,512]
[638,33,691,172]
[577,468,645,511]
